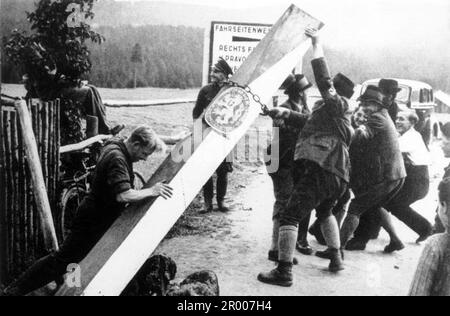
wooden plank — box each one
[104,98,196,108]
[17,113,28,257]
[30,103,39,253]
[0,107,7,285]
[57,4,322,296]
[48,102,54,209]
[59,134,112,154]
[10,111,21,274]
[15,100,59,252]
[54,100,61,223]
[42,102,49,190]
[3,111,14,275]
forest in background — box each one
[1,0,449,92]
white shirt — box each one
[398,128,431,166]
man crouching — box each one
[2,126,174,296]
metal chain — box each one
[227,80,270,115]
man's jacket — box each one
[286,57,354,182]
[350,109,406,190]
[192,83,222,120]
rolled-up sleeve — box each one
[107,158,132,195]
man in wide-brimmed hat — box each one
[346,79,401,251]
[379,78,402,122]
[193,58,234,213]
[266,73,313,265]
[258,28,355,286]
[345,80,401,251]
[339,85,407,253]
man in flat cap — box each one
[266,73,313,264]
[258,28,355,286]
[339,86,407,253]
[193,58,234,213]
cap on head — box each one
[358,85,385,107]
[333,73,355,99]
[379,79,401,95]
[282,74,312,95]
[214,58,233,77]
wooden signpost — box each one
[57,4,323,296]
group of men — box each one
[257,28,438,287]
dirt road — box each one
[156,143,444,296]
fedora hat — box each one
[282,74,312,95]
[379,79,401,95]
[358,85,385,107]
[333,73,355,99]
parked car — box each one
[360,79,436,146]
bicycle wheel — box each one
[134,171,146,190]
[58,184,87,242]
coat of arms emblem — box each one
[205,86,251,135]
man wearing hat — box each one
[193,58,234,213]
[258,28,354,286]
[379,78,401,122]
[339,85,407,252]
[343,81,395,251]
[266,73,313,263]
[346,80,401,250]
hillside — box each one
[1,0,449,92]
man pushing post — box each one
[258,28,355,287]
[2,126,174,296]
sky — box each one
[116,0,450,49]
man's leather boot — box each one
[257,262,293,287]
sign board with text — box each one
[204,21,272,84]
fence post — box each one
[15,100,59,252]
[0,105,6,286]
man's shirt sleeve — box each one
[107,157,132,195]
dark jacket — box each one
[388,101,399,123]
[193,83,222,120]
[192,82,232,172]
[350,109,406,190]
[287,57,354,182]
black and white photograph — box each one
[0,0,449,298]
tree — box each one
[131,43,143,89]
[4,0,104,100]
[4,0,104,145]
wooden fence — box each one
[0,99,60,285]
